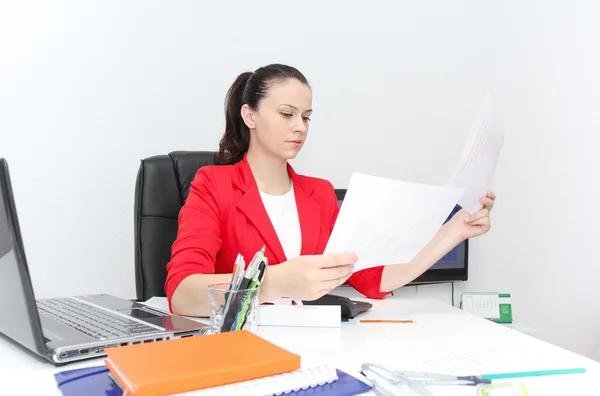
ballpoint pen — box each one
[238,246,265,290]
[225,254,244,305]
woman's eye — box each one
[281,113,293,118]
[302,116,311,122]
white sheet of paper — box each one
[324,172,465,272]
[445,94,504,214]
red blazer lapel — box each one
[233,154,323,263]
[234,155,287,263]
[288,164,322,256]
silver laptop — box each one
[0,158,209,365]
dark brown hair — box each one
[214,64,310,165]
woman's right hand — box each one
[264,253,358,301]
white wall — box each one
[1,1,599,360]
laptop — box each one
[0,158,209,365]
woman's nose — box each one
[293,117,307,133]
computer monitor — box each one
[334,189,468,284]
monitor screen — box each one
[334,189,468,284]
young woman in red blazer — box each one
[166,64,496,316]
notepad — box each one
[104,330,301,396]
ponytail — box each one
[215,64,309,165]
[215,72,252,165]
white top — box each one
[259,185,302,260]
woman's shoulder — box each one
[295,174,334,191]
[192,163,235,183]
[293,174,337,203]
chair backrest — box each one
[134,151,216,301]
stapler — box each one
[302,294,373,320]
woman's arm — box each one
[380,195,495,293]
[171,266,283,317]
[165,167,227,316]
[170,272,281,317]
[170,274,235,317]
[379,219,463,293]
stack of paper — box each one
[325,94,504,272]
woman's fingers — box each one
[318,253,359,268]
[468,217,490,227]
[319,264,355,282]
[480,196,495,211]
[318,271,354,293]
[466,209,490,223]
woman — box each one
[166,64,495,316]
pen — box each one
[239,246,265,290]
[255,261,266,283]
[233,254,246,290]
[231,254,239,280]
[248,245,265,273]
[225,254,244,305]
[481,368,586,380]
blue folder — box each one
[288,369,372,395]
[54,366,122,396]
[54,365,372,396]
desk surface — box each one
[1,287,598,395]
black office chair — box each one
[133,151,217,301]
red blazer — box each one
[165,153,390,306]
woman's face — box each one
[242,78,312,161]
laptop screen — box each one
[0,159,47,357]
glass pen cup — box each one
[207,283,260,335]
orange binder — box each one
[104,330,301,396]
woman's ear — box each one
[241,104,256,129]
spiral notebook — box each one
[104,330,302,395]
[55,365,372,396]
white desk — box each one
[1,288,598,395]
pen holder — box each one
[208,283,261,335]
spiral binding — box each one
[171,366,338,396]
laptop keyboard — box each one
[37,298,160,340]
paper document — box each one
[324,172,465,272]
[445,94,504,214]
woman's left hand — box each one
[453,191,496,240]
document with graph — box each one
[445,94,504,214]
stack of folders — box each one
[219,246,267,332]
[53,331,373,395]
